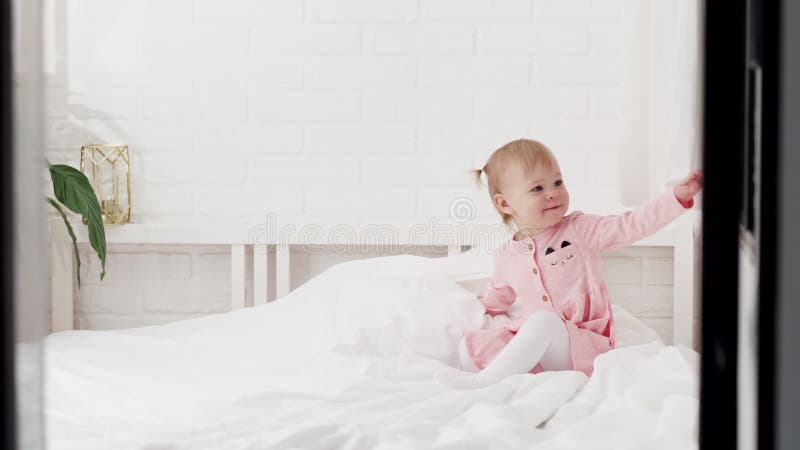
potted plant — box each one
[46,161,106,288]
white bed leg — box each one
[51,218,74,332]
[253,245,268,306]
[673,223,695,348]
[231,244,246,310]
[276,243,290,300]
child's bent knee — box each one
[521,311,566,333]
[524,310,561,325]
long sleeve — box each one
[575,189,692,253]
[477,274,517,317]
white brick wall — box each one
[44,0,698,345]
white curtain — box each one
[619,0,705,206]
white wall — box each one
[44,0,697,345]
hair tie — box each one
[472,155,490,185]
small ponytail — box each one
[472,168,484,187]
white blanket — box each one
[41,253,699,450]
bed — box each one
[41,221,700,449]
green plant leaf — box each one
[47,197,83,289]
[48,163,107,282]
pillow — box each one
[611,304,663,347]
[332,272,487,366]
[419,248,495,296]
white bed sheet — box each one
[39,253,699,450]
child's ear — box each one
[493,193,513,213]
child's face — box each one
[493,161,570,232]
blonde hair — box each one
[472,138,558,229]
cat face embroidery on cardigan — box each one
[544,240,574,267]
[539,239,586,303]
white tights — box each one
[444,311,572,389]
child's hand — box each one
[673,170,703,204]
[477,293,504,317]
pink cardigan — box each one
[463,189,694,377]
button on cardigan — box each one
[463,189,693,377]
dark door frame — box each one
[699,1,746,449]
[2,0,18,447]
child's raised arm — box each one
[477,274,516,317]
[575,188,694,253]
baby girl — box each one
[440,138,703,389]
